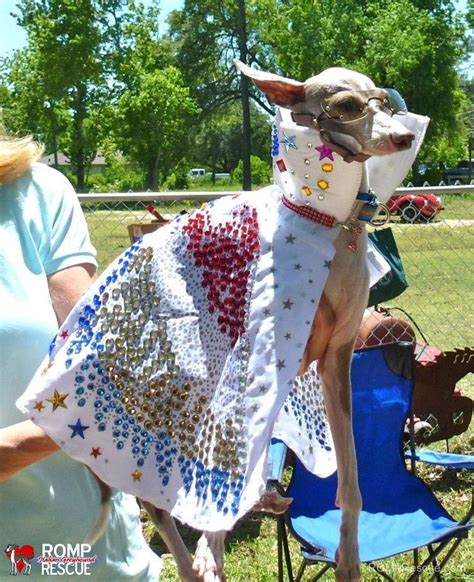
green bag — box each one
[368,227,408,307]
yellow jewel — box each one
[302,185,312,197]
[317,180,329,190]
[322,163,333,172]
[131,469,142,482]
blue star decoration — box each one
[280,133,297,152]
[68,418,90,439]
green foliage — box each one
[232,155,272,185]
[112,66,199,190]
[10,0,110,190]
[189,100,272,175]
[162,164,191,191]
[1,0,471,188]
[87,166,145,193]
[253,0,470,165]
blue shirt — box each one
[0,164,162,580]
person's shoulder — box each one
[30,162,74,191]
[28,163,78,209]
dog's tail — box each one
[84,469,113,546]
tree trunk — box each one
[146,154,160,191]
[71,84,87,192]
[237,0,251,191]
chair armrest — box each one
[268,438,288,483]
[405,449,474,470]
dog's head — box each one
[235,60,415,158]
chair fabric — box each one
[280,344,472,567]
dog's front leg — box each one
[192,531,227,582]
[140,501,197,582]
[319,338,361,582]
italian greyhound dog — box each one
[136,62,415,582]
[80,62,415,582]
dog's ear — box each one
[234,59,305,108]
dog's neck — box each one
[272,107,366,224]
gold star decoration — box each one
[41,361,54,376]
[33,401,45,412]
[46,389,69,412]
[131,469,142,482]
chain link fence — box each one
[79,184,473,353]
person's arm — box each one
[0,421,60,481]
[0,263,96,482]
[47,262,97,326]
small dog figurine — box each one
[18,61,427,582]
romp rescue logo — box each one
[5,543,97,576]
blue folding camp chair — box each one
[270,343,473,581]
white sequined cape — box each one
[17,187,341,531]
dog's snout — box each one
[390,131,415,150]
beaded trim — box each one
[282,196,337,228]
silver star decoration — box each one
[280,132,297,152]
[285,234,296,244]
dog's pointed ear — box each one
[234,59,305,108]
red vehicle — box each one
[387,192,443,223]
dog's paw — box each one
[192,531,227,582]
[252,490,293,514]
[335,548,360,582]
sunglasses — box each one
[319,88,407,123]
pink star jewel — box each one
[315,144,334,161]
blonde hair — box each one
[0,135,44,184]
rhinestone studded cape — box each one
[17,187,340,531]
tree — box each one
[113,66,199,190]
[168,0,273,189]
[255,0,470,165]
[12,0,110,191]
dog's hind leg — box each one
[140,501,198,582]
[192,531,227,582]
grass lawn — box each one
[82,194,473,581]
